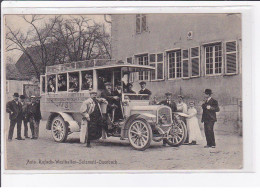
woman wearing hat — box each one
[176,95,188,114]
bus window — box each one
[41,76,46,93]
[69,72,79,92]
[47,75,56,93]
[97,69,112,90]
[58,73,67,92]
[81,70,93,90]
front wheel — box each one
[165,120,187,147]
[51,116,68,142]
[128,118,152,151]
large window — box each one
[57,73,67,92]
[136,54,149,81]
[47,75,56,93]
[81,70,93,91]
[205,43,222,75]
[168,50,182,79]
[136,14,147,34]
[150,53,164,81]
[68,72,79,92]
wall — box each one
[111,13,242,133]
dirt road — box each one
[4,120,243,171]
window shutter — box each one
[182,49,189,78]
[191,47,200,77]
[149,54,156,80]
[157,53,164,80]
[225,41,237,74]
[141,15,147,32]
[136,14,141,33]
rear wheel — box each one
[165,120,187,147]
[128,119,152,151]
[51,116,68,142]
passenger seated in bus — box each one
[58,75,67,91]
[69,75,79,92]
[47,77,56,92]
[81,74,93,90]
[113,82,123,97]
[126,83,136,94]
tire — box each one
[165,120,187,147]
[51,116,68,142]
[128,118,152,151]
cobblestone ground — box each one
[4,120,243,171]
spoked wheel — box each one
[128,118,152,151]
[51,116,68,142]
[165,120,187,147]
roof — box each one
[6,62,31,81]
[45,59,155,74]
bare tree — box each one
[6,15,61,79]
[6,15,111,79]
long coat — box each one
[6,100,22,120]
[28,102,42,122]
[21,102,29,121]
[201,98,220,123]
[159,100,177,112]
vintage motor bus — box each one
[40,59,187,150]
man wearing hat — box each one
[126,83,136,94]
[158,92,177,146]
[28,95,42,139]
[80,90,107,147]
[6,93,23,140]
[201,89,220,148]
[101,82,121,121]
[138,81,152,96]
[20,95,30,138]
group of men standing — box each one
[6,93,41,141]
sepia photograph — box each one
[3,12,243,171]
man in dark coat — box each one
[19,95,30,138]
[101,82,123,122]
[158,92,177,146]
[6,93,24,141]
[138,81,152,96]
[201,89,220,148]
[126,83,136,94]
[28,96,42,139]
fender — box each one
[46,112,80,132]
[123,113,157,131]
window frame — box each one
[225,40,238,75]
[46,74,57,93]
[190,46,201,78]
[136,14,147,34]
[68,71,80,93]
[40,75,46,95]
[150,53,165,81]
[81,70,94,91]
[57,73,68,93]
[181,49,190,79]
[167,49,182,80]
[135,53,150,81]
[204,42,224,77]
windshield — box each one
[123,94,149,101]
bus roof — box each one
[45,59,155,74]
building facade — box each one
[111,13,242,133]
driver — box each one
[138,81,152,96]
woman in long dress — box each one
[186,101,203,145]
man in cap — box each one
[28,95,42,139]
[158,92,177,146]
[6,93,23,141]
[19,95,30,138]
[80,90,107,147]
[201,89,220,148]
[138,81,152,96]
[126,83,136,94]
